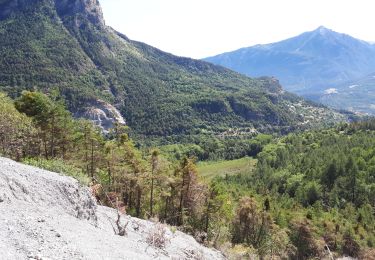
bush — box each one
[296,181,322,206]
[231,196,272,250]
[22,158,90,185]
[342,231,360,258]
[290,219,321,259]
[0,92,36,160]
[146,223,169,249]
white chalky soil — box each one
[0,157,224,260]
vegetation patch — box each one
[197,157,257,180]
[23,158,90,185]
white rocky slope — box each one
[0,157,225,260]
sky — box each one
[99,0,375,59]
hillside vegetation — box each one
[1,90,374,258]
[320,72,375,115]
[0,0,348,140]
[212,120,375,258]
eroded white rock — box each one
[0,157,224,260]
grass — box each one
[197,157,257,180]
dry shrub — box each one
[115,210,128,236]
[90,183,103,201]
[183,248,204,260]
[146,223,169,249]
[361,248,375,260]
[290,219,322,259]
[194,231,207,244]
[342,232,360,258]
[224,244,258,260]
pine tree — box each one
[149,149,159,218]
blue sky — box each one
[99,0,375,59]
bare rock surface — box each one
[75,99,126,133]
[0,157,224,260]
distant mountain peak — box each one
[316,25,331,32]
[314,26,333,36]
[307,26,343,41]
[204,26,375,97]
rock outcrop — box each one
[55,0,105,27]
[0,157,224,259]
[0,0,104,26]
[75,99,126,132]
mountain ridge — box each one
[0,2,348,138]
[204,26,375,94]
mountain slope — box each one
[0,2,347,138]
[319,72,375,114]
[204,27,375,95]
[0,157,224,259]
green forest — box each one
[1,90,374,259]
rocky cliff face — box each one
[0,0,35,19]
[55,0,105,27]
[0,0,104,26]
[76,99,126,132]
[0,0,121,131]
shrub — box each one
[146,223,169,249]
[22,158,90,185]
[289,219,321,259]
[342,231,360,258]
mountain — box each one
[204,26,375,96]
[0,157,224,259]
[0,2,347,139]
[318,72,375,114]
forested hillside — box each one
[0,0,348,140]
[1,90,374,258]
[319,72,375,115]
[213,120,375,258]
